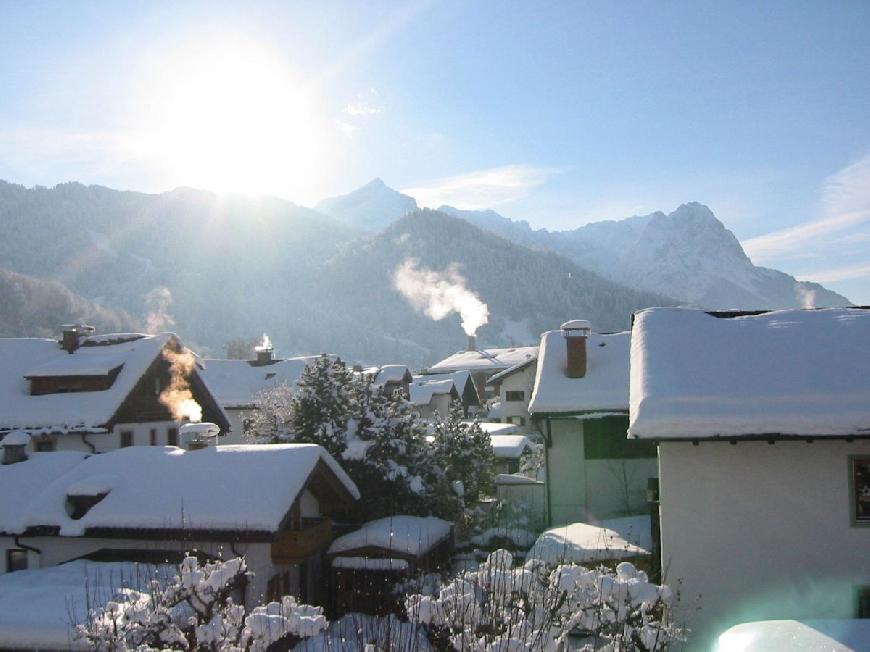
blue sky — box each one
[1,1,869,301]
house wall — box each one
[221,408,251,445]
[658,439,870,650]
[0,535,291,608]
[546,416,657,526]
[494,365,537,429]
[36,422,183,454]
[495,479,546,531]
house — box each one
[529,320,657,527]
[0,326,229,452]
[370,364,413,399]
[412,370,480,417]
[485,355,538,428]
[629,307,870,649]
[326,516,452,615]
[427,340,538,400]
[477,422,535,475]
[0,442,360,614]
[408,378,460,419]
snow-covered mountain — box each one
[442,203,851,310]
[315,178,418,230]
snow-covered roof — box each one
[0,560,174,650]
[409,379,457,406]
[0,452,87,534]
[490,434,532,459]
[527,516,651,565]
[373,365,412,385]
[429,346,538,373]
[475,422,522,435]
[0,334,174,432]
[328,516,452,558]
[200,355,325,408]
[331,557,409,571]
[3,444,358,536]
[714,619,870,652]
[528,330,630,414]
[629,307,870,439]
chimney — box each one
[2,431,30,465]
[254,347,274,366]
[60,324,95,354]
[561,320,592,378]
[467,334,477,352]
[180,422,220,451]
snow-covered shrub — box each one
[404,549,682,651]
[77,555,327,651]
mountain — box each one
[315,178,418,231]
[0,267,140,337]
[441,202,851,310]
[317,209,675,363]
[0,180,674,365]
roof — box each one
[414,370,478,404]
[1,444,359,537]
[409,379,458,406]
[715,620,870,652]
[629,307,870,440]
[0,333,177,432]
[373,365,413,385]
[475,422,522,435]
[489,434,532,458]
[200,355,324,408]
[429,346,538,373]
[528,330,630,415]
[328,515,452,558]
[0,559,175,650]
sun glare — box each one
[129,35,328,198]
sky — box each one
[1,1,869,302]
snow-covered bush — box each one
[405,549,682,651]
[77,555,327,651]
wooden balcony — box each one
[271,519,333,564]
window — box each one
[34,439,56,452]
[857,587,870,618]
[505,390,525,402]
[167,427,178,447]
[850,456,870,526]
[120,430,133,448]
[6,549,27,573]
[149,429,157,446]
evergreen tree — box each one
[286,354,353,459]
[431,402,495,502]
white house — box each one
[0,327,229,453]
[629,307,870,649]
[485,356,538,428]
[408,378,460,420]
[0,443,359,616]
[529,320,657,527]
[427,343,538,400]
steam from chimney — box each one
[159,348,203,423]
[797,286,818,309]
[393,258,489,336]
[255,333,272,351]
[145,287,176,334]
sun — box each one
[129,34,328,198]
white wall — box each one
[495,365,537,429]
[659,439,870,650]
[547,418,656,526]
[35,422,183,454]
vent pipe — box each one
[60,324,95,354]
[561,320,592,379]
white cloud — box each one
[796,261,870,284]
[402,164,561,210]
[343,88,383,117]
[743,153,870,262]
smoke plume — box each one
[393,258,489,336]
[159,348,203,423]
[145,287,175,334]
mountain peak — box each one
[314,179,418,231]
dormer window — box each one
[26,365,123,395]
[66,474,116,519]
